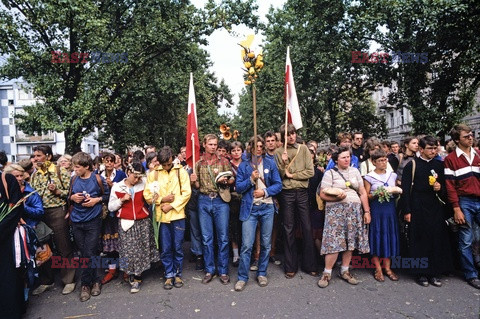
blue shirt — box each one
[70,173,109,223]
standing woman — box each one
[0,170,25,318]
[363,149,400,282]
[98,152,126,284]
[108,162,160,293]
[317,146,371,288]
[401,136,453,287]
[396,136,419,185]
[229,141,244,267]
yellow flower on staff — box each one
[429,176,436,186]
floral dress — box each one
[320,167,369,255]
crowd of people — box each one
[1,123,479,318]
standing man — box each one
[30,145,76,296]
[274,124,317,278]
[144,146,191,290]
[264,130,282,265]
[444,124,480,289]
[70,152,110,302]
[352,132,365,163]
[234,136,282,291]
[191,134,234,285]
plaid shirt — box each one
[31,163,70,208]
[195,153,232,194]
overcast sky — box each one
[192,0,287,114]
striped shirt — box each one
[444,147,480,208]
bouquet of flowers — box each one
[429,170,446,205]
[0,191,37,223]
[373,186,391,203]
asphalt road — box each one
[26,246,480,319]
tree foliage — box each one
[0,0,258,153]
[354,0,480,138]
[233,0,388,143]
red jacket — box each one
[108,179,150,220]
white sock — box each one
[323,268,332,275]
[341,266,349,273]
[233,248,239,258]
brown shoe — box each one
[317,272,331,288]
[219,274,230,285]
[80,285,91,302]
[202,273,216,284]
[91,282,102,296]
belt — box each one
[201,192,218,199]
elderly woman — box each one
[57,154,73,175]
[317,146,371,288]
[363,149,400,282]
[108,162,160,293]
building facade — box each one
[373,83,480,143]
[0,79,99,161]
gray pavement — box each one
[27,248,480,319]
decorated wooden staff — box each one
[239,35,264,170]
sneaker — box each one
[339,271,358,285]
[317,272,331,288]
[80,285,91,302]
[234,280,246,291]
[130,281,140,293]
[62,283,76,295]
[32,284,54,296]
[91,282,102,296]
[257,276,268,287]
[174,277,184,288]
[250,259,259,271]
[417,276,429,287]
[468,278,480,289]
[164,278,174,290]
[195,256,205,271]
[269,256,282,266]
[429,277,442,287]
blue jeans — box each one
[238,203,274,282]
[198,194,230,275]
[458,196,480,280]
[160,219,185,278]
[188,207,203,256]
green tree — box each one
[0,0,258,153]
[234,0,387,143]
[355,0,480,139]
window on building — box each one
[390,113,394,128]
[400,108,404,125]
[18,89,33,100]
[10,136,14,143]
[8,99,14,106]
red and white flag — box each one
[186,73,200,169]
[285,46,303,129]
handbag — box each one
[35,221,53,244]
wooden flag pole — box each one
[284,83,289,150]
[191,133,196,175]
[253,85,258,171]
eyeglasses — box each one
[461,133,474,139]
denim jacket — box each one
[235,156,282,222]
